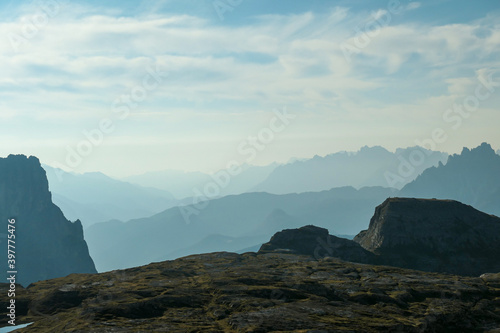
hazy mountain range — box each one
[44,145,446,228]
[123,163,279,199]
[252,146,448,194]
[124,146,448,198]
[1,142,498,280]
[43,166,178,228]
[84,143,500,272]
[86,186,395,272]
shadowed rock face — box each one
[260,199,500,277]
[354,197,500,276]
[2,252,500,332]
[259,225,375,264]
[0,154,96,286]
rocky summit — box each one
[258,198,500,277]
[354,197,500,276]
[0,155,96,286]
[1,252,500,332]
[259,225,376,264]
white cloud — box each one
[1,2,499,175]
[405,2,421,11]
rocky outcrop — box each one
[2,252,500,332]
[259,225,375,264]
[354,197,500,276]
[259,198,500,277]
[0,154,96,286]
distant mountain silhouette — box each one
[0,155,96,286]
[155,234,265,262]
[247,208,303,237]
[123,169,213,199]
[153,209,304,262]
[252,146,448,194]
[399,142,500,217]
[123,147,447,198]
[43,165,178,228]
[85,186,394,272]
[122,163,278,199]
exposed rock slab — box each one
[1,252,500,332]
[259,225,375,264]
[354,197,500,276]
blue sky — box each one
[0,0,499,177]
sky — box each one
[0,0,499,177]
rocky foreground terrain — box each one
[1,251,500,332]
[2,179,500,332]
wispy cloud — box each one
[1,1,499,175]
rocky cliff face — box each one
[259,198,500,277]
[354,197,500,276]
[0,154,96,286]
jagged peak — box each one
[458,142,495,156]
[358,145,391,154]
[4,154,40,163]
